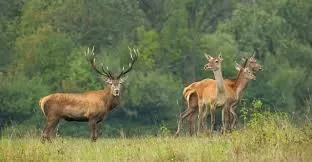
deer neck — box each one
[233,70,249,98]
[213,68,225,94]
[102,88,120,110]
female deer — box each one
[175,54,262,136]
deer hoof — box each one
[40,136,46,143]
[91,137,97,142]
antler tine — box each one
[85,46,112,78]
[117,47,138,78]
[101,64,113,78]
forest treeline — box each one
[0,0,311,135]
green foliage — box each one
[121,71,183,124]
[1,0,312,136]
[0,0,23,68]
[66,46,102,91]
[232,107,312,161]
[135,26,160,69]
[14,26,74,89]
[0,76,50,124]
[235,99,311,154]
[157,122,171,137]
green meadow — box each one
[1,112,311,162]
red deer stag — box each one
[39,47,138,142]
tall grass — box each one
[1,100,312,161]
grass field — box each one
[0,130,311,162]
[1,112,312,161]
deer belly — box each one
[61,105,89,121]
[64,116,88,122]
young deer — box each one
[39,47,138,142]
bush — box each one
[0,75,50,129]
[231,99,312,161]
[116,70,183,126]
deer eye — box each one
[215,60,219,63]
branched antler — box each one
[117,47,139,79]
[85,46,113,78]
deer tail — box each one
[39,96,49,117]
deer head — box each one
[235,62,256,80]
[85,46,138,96]
[203,53,223,71]
[242,52,263,74]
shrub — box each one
[0,76,50,129]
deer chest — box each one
[216,92,227,106]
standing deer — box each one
[39,47,138,142]
[175,54,262,136]
[175,54,228,136]
[226,55,262,131]
[194,54,261,133]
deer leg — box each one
[175,113,183,137]
[221,107,226,134]
[226,107,232,132]
[187,111,197,136]
[47,119,60,140]
[230,105,238,131]
[88,119,98,142]
[201,105,208,132]
[186,97,199,136]
[210,106,216,133]
[41,118,59,143]
[192,111,198,136]
[221,106,230,135]
[197,104,204,134]
[50,125,59,138]
[186,112,193,136]
[175,110,186,137]
[175,108,195,137]
[41,125,48,143]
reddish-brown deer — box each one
[39,47,138,142]
[175,54,262,136]
[175,54,227,136]
[226,55,262,131]
[195,54,262,133]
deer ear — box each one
[235,62,242,71]
[251,51,256,58]
[204,53,213,60]
[241,57,247,62]
[119,76,128,84]
[103,77,113,84]
[218,53,223,61]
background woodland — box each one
[0,0,312,136]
